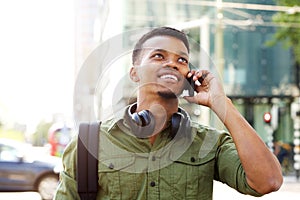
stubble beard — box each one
[157,91,177,99]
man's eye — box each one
[153,54,164,59]
[178,57,188,64]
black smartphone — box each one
[185,73,206,96]
[186,76,195,96]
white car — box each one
[0,139,62,200]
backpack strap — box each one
[77,121,101,200]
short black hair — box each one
[132,27,190,65]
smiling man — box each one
[54,27,283,200]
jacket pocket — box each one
[98,155,145,200]
[162,148,216,199]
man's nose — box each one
[164,59,179,70]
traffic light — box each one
[263,112,272,124]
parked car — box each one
[0,139,62,200]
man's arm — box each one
[53,138,81,200]
[184,70,283,194]
[215,97,283,194]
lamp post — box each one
[291,98,300,180]
[215,0,224,80]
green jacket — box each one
[54,111,261,200]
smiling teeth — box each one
[160,74,178,81]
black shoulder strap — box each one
[77,121,101,200]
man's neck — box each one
[136,98,178,119]
[135,97,179,145]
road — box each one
[213,176,300,199]
[0,176,299,200]
[0,192,42,200]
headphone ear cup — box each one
[170,112,183,138]
[170,111,191,139]
[129,109,155,138]
[132,112,143,126]
[132,110,151,126]
[138,110,151,126]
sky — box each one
[0,0,75,131]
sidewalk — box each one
[213,176,300,199]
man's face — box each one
[131,36,190,98]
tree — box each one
[266,0,300,88]
[267,0,300,62]
[32,120,53,146]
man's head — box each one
[132,27,190,66]
[129,27,191,100]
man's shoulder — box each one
[191,121,229,138]
[101,117,117,127]
[179,121,235,164]
[190,121,233,149]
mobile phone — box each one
[185,73,206,96]
[186,76,195,96]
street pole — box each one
[213,0,225,129]
[291,98,300,180]
[215,0,224,79]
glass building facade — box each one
[74,0,299,172]
[117,0,296,143]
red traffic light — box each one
[263,112,272,123]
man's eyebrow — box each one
[150,48,189,58]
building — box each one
[73,0,300,176]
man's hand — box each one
[184,70,226,116]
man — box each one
[54,27,282,199]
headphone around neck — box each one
[127,103,190,139]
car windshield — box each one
[0,145,21,162]
[0,139,34,162]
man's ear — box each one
[130,66,140,82]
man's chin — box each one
[157,91,177,99]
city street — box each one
[0,176,298,200]
[214,176,300,199]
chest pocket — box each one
[98,155,147,200]
[163,148,216,200]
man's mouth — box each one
[159,74,178,81]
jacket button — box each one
[108,163,114,169]
[190,157,196,162]
[150,181,156,187]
